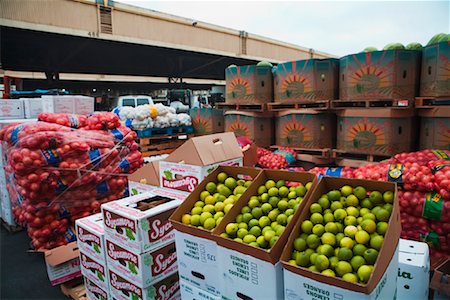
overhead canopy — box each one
[1,26,266,81]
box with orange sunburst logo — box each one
[225,62,274,104]
[420,41,450,97]
[273,58,339,103]
[336,108,417,156]
[418,107,450,150]
[189,108,224,136]
[224,111,274,148]
[275,109,336,149]
[340,49,421,101]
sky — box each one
[116,0,449,57]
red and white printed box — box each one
[74,96,95,115]
[106,239,177,287]
[75,213,106,264]
[80,252,108,291]
[44,242,81,286]
[0,99,24,119]
[85,277,111,300]
[109,269,180,300]
[41,95,75,113]
[102,188,188,254]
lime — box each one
[357,265,373,283]
[277,214,288,226]
[248,199,260,209]
[321,232,336,246]
[269,236,279,247]
[376,222,388,235]
[242,213,253,223]
[327,190,341,202]
[248,219,259,229]
[249,226,262,237]
[261,203,272,214]
[305,182,312,190]
[346,206,360,217]
[294,237,307,251]
[329,256,339,269]
[322,269,336,277]
[375,208,390,222]
[224,204,233,214]
[295,186,307,197]
[200,212,213,225]
[214,202,225,212]
[312,224,325,236]
[195,201,205,208]
[315,255,330,271]
[310,253,319,265]
[338,247,353,261]
[344,216,357,226]
[261,193,269,203]
[359,208,370,216]
[262,226,272,235]
[361,219,377,234]
[383,191,394,203]
[216,217,223,225]
[288,191,297,199]
[190,215,201,226]
[320,244,335,258]
[354,186,367,200]
[288,199,297,209]
[336,261,353,277]
[330,201,343,212]
[238,222,248,230]
[234,237,243,243]
[364,248,379,265]
[252,207,263,219]
[264,230,276,242]
[204,218,216,230]
[275,225,285,236]
[269,196,280,208]
[383,203,393,214]
[224,178,237,190]
[336,233,345,245]
[287,215,294,224]
[256,236,269,248]
[370,235,384,251]
[259,216,271,228]
[350,255,366,271]
[344,225,358,238]
[345,195,359,207]
[200,191,211,201]
[258,185,268,195]
[181,214,191,225]
[296,251,311,267]
[241,206,251,214]
[355,230,370,244]
[308,265,319,272]
[217,172,228,183]
[243,234,257,244]
[234,186,247,196]
[324,213,335,223]
[191,206,203,215]
[268,187,279,197]
[220,232,229,238]
[225,223,238,235]
[369,191,383,205]
[342,273,358,283]
[310,213,324,225]
[206,182,217,194]
[353,244,367,257]
[203,204,215,214]
[301,220,314,233]
[334,209,348,222]
[218,185,232,197]
[325,222,339,234]
[335,222,344,233]
[279,186,289,197]
[278,200,289,211]
[340,237,355,249]
[310,203,323,214]
[362,213,376,221]
[357,217,363,225]
[361,198,373,209]
[306,234,321,249]
[341,185,353,197]
[285,208,294,217]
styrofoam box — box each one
[218,245,284,300]
[397,239,430,300]
[0,100,24,119]
[22,98,44,118]
[180,280,221,300]
[74,96,94,115]
[175,230,221,297]
[41,95,75,113]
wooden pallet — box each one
[135,125,194,138]
[332,150,391,168]
[331,99,412,109]
[415,96,450,108]
[138,134,193,152]
[1,219,22,233]
[61,278,87,300]
[270,146,332,164]
[216,103,267,112]
[267,100,330,111]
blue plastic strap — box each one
[325,167,343,177]
[41,149,60,166]
[96,181,109,195]
[273,150,296,165]
[112,107,121,117]
[64,227,77,242]
[119,159,130,172]
[11,125,24,145]
[125,119,133,128]
[111,129,124,141]
[55,178,69,194]
[123,186,130,198]
[89,149,101,166]
[17,194,23,206]
[59,203,70,218]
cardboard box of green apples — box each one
[281,176,401,300]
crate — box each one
[224,110,273,147]
[420,41,450,97]
[60,278,87,300]
[135,125,193,138]
[225,63,273,104]
[332,149,391,168]
[273,58,339,102]
[270,145,332,165]
[415,96,450,108]
[418,107,450,150]
[189,108,224,135]
[267,100,329,111]
[137,133,194,157]
[340,49,421,101]
[216,103,267,112]
[331,98,412,109]
[274,109,336,149]
[336,108,417,156]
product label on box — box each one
[147,209,174,243]
[80,253,107,288]
[153,273,180,300]
[46,257,81,286]
[110,269,144,300]
[388,164,404,184]
[78,227,103,260]
[180,281,220,300]
[423,191,443,221]
[161,175,199,192]
[150,243,178,278]
[85,278,109,300]
[104,210,137,241]
[159,162,202,192]
[107,240,140,280]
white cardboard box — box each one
[397,239,430,300]
[174,230,221,297]
[284,247,399,300]
[74,96,95,115]
[180,280,221,300]
[22,98,44,118]
[109,269,180,300]
[218,245,284,300]
[41,95,75,113]
[44,242,81,286]
[0,100,24,119]
[75,213,107,264]
[84,277,111,300]
[106,239,177,288]
[80,252,108,291]
[102,188,187,254]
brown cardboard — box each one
[224,111,274,148]
[128,160,161,187]
[280,176,400,295]
[243,143,258,167]
[430,258,450,297]
[418,107,450,150]
[211,170,318,264]
[164,132,243,166]
[169,166,262,240]
[420,41,450,97]
[45,241,80,267]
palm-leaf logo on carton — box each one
[163,170,173,180]
[276,60,313,101]
[226,66,254,101]
[341,119,387,153]
[192,116,212,135]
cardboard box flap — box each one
[128,160,161,186]
[45,241,80,267]
[165,132,243,166]
[430,259,450,296]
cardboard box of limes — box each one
[281,177,401,300]
[169,166,262,297]
[211,169,318,300]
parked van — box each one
[112,95,154,108]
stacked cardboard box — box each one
[101,189,188,300]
